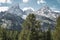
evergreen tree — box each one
[42,24,52,40]
[53,16,60,40]
[19,14,43,40]
[46,27,52,40]
[0,26,3,40]
[0,26,19,40]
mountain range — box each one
[0,4,60,30]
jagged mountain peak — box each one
[37,6,52,15]
[36,5,59,21]
[7,4,24,16]
[11,3,20,9]
[8,3,21,11]
[42,6,50,9]
[38,5,52,12]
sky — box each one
[0,0,60,12]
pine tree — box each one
[0,25,3,40]
[18,14,43,40]
[53,16,60,40]
[46,27,52,40]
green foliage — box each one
[42,27,52,40]
[0,13,53,40]
[0,26,20,40]
[19,14,43,40]
[46,27,52,40]
[53,16,60,40]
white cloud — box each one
[6,0,12,3]
[0,0,12,3]
[0,7,9,12]
[50,7,60,12]
[0,0,6,3]
[37,0,46,4]
[23,0,29,3]
[54,10,60,12]
[23,7,34,11]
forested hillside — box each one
[0,13,60,40]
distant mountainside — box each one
[7,4,24,17]
[0,4,60,30]
[35,6,60,30]
[24,8,34,15]
[36,6,60,21]
[0,11,24,30]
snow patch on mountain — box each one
[22,15,27,19]
[36,6,60,21]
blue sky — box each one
[0,0,60,12]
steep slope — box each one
[0,11,24,30]
[36,6,59,21]
[0,5,60,31]
[7,4,24,17]
[35,6,60,30]
[0,4,24,30]
[22,6,60,30]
